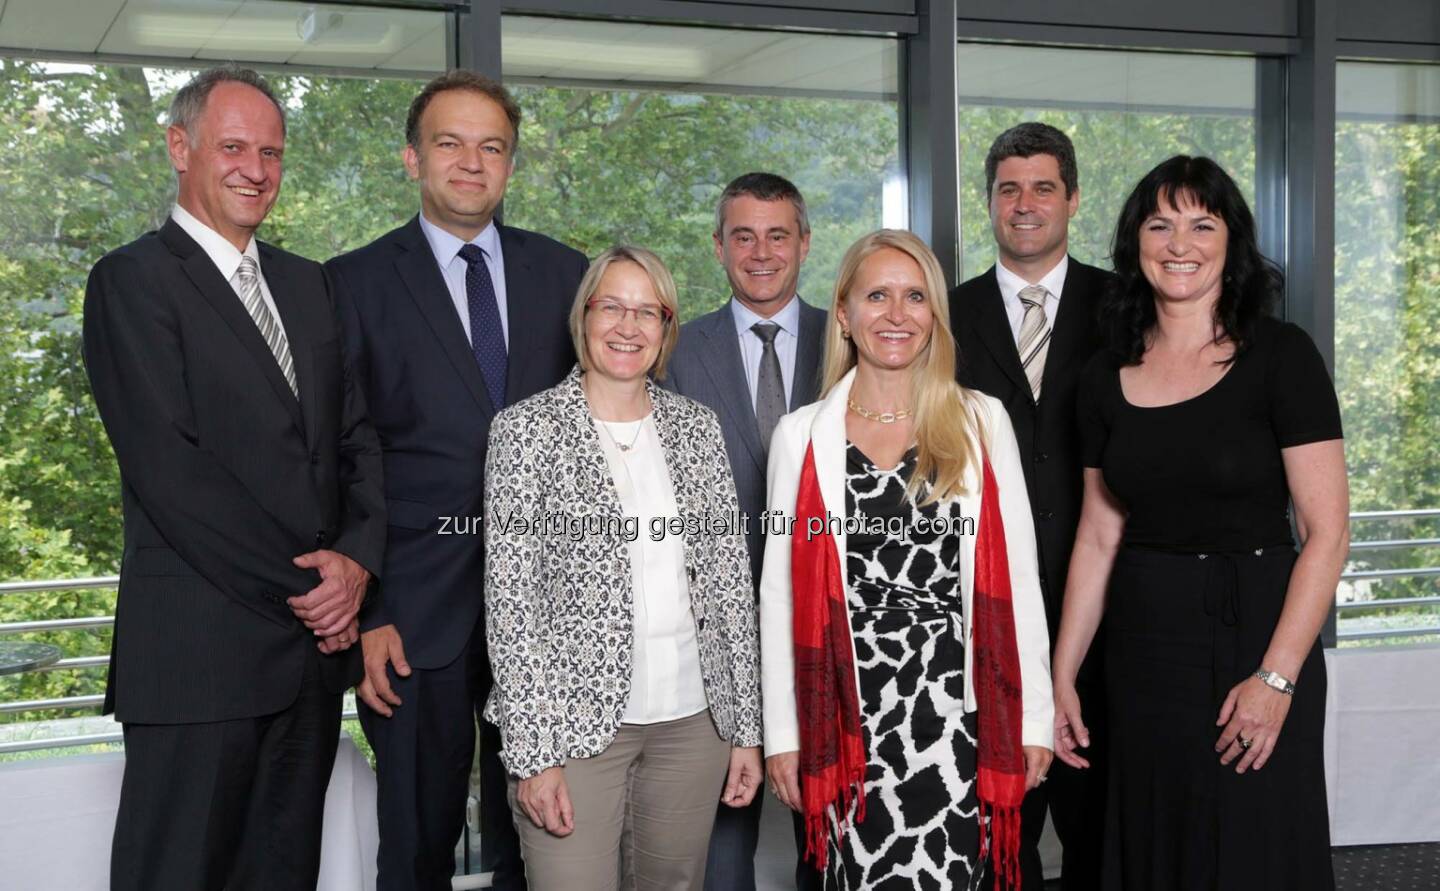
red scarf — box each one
[790,442,1027,887]
[791,443,866,870]
[972,452,1027,889]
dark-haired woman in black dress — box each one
[1050,156,1347,890]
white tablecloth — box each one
[1324,644,1440,845]
[0,734,379,890]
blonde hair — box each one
[820,229,981,504]
[569,245,681,381]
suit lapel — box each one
[971,267,1030,398]
[392,217,495,415]
[696,307,767,471]
[792,300,826,409]
[499,224,538,406]
[162,220,305,436]
[259,244,316,445]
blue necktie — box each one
[458,244,508,411]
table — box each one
[0,641,62,676]
[0,735,380,890]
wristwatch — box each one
[1255,668,1296,696]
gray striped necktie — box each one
[751,321,785,454]
[234,255,298,398]
[1017,284,1050,401]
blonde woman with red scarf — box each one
[759,230,1054,890]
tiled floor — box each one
[1334,843,1440,891]
[755,797,1440,891]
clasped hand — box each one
[287,549,369,654]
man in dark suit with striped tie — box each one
[948,123,1114,891]
[326,71,587,891]
[84,67,384,890]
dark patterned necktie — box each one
[752,321,785,454]
[458,244,508,411]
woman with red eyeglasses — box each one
[483,244,764,890]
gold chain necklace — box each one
[846,399,912,424]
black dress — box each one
[1077,317,1342,891]
[829,444,983,891]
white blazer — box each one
[759,367,1054,756]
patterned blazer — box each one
[483,365,763,779]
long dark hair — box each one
[1105,155,1281,365]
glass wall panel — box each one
[955,43,1257,281]
[1333,61,1440,644]
[0,24,436,746]
[501,15,904,319]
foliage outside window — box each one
[0,50,901,739]
[956,45,1257,280]
[1333,61,1440,645]
[0,61,423,738]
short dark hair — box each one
[1105,155,1280,365]
[715,172,810,236]
[406,70,521,151]
[169,66,286,139]
[984,122,1078,201]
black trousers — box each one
[111,648,341,891]
[359,623,525,891]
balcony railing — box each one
[2,509,1437,751]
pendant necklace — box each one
[598,417,645,452]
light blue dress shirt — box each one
[730,295,801,409]
[418,213,510,347]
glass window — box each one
[0,35,437,751]
[500,16,904,319]
[1333,61,1440,645]
[955,43,1258,281]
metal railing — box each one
[1334,508,1440,641]
[2,510,1437,743]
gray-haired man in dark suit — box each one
[666,172,826,891]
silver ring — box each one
[1239,736,1253,750]
[1038,775,1048,783]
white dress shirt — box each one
[418,213,510,347]
[170,204,289,344]
[593,414,708,725]
[731,295,801,408]
[995,255,1069,344]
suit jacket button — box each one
[315,530,328,546]
[1038,510,1053,521]
[265,593,281,604]
[1035,452,1048,463]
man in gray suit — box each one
[667,172,826,891]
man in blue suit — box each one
[667,172,826,891]
[326,71,587,891]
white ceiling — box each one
[0,0,447,72]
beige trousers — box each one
[508,710,732,891]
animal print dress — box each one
[826,443,983,891]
